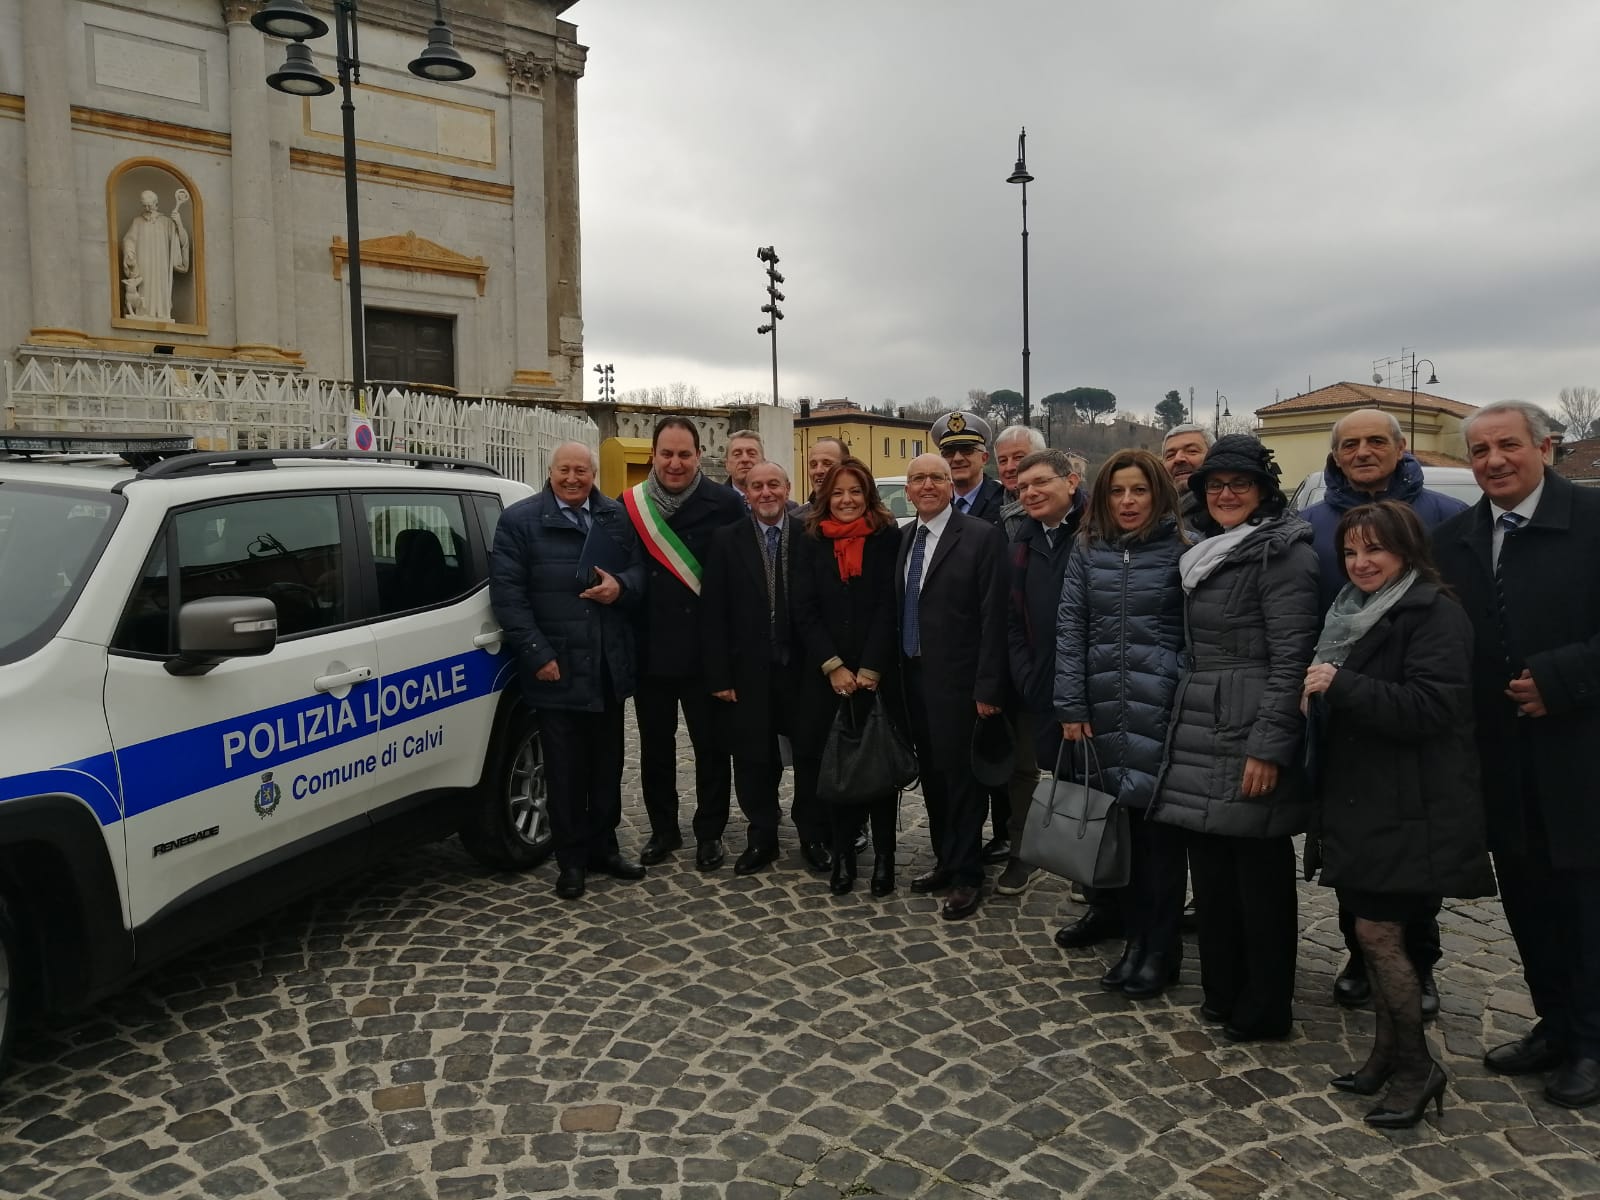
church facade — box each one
[0,0,586,401]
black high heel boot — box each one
[869,854,895,896]
[1331,1061,1395,1096]
[830,852,857,895]
[1100,941,1142,991]
[1365,1062,1447,1129]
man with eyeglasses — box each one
[897,453,1009,920]
[930,411,1005,525]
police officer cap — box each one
[930,410,992,451]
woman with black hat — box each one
[1055,448,1194,1000]
[1152,434,1321,1042]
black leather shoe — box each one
[1198,1004,1228,1024]
[980,836,1011,865]
[695,838,726,872]
[1122,949,1182,1000]
[941,885,981,920]
[1365,1062,1447,1129]
[910,868,952,894]
[1545,1057,1600,1109]
[1333,955,1372,1007]
[589,853,646,881]
[829,854,856,895]
[1419,968,1439,1021]
[1054,905,1123,950]
[1484,1032,1566,1076]
[800,841,833,872]
[555,865,585,900]
[639,833,682,866]
[1331,1062,1394,1096]
[1099,941,1142,991]
[870,854,895,896]
[732,841,775,876]
[1223,1022,1292,1044]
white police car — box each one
[0,433,550,1072]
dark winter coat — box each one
[628,478,747,679]
[956,477,1007,526]
[1007,503,1085,768]
[1301,454,1467,607]
[790,523,902,757]
[489,485,646,712]
[1433,470,1600,870]
[1054,518,1190,809]
[1306,582,1495,896]
[1152,514,1321,837]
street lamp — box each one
[1006,128,1034,430]
[1408,353,1439,446]
[592,362,615,404]
[1215,391,1231,438]
[755,246,784,407]
[253,1,475,403]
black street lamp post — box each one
[592,362,615,403]
[1409,353,1439,446]
[1214,391,1231,438]
[755,246,784,406]
[1006,129,1034,430]
[252,0,475,403]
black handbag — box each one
[1017,737,1131,888]
[817,691,918,804]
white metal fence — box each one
[1,358,596,486]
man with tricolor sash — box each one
[624,416,748,870]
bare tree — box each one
[1557,386,1600,440]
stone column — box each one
[223,1,287,360]
[504,49,557,396]
[21,0,87,344]
[548,42,587,403]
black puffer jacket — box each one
[1053,518,1189,808]
[1153,514,1320,837]
[489,486,646,711]
[1306,582,1495,897]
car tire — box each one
[459,701,554,870]
[0,897,18,1077]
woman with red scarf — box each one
[792,458,904,895]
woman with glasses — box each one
[1152,435,1320,1042]
[791,458,903,895]
[1055,449,1193,999]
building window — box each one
[899,438,906,457]
[883,437,890,456]
[913,440,923,455]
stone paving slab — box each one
[0,716,1595,1199]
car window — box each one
[0,484,121,664]
[473,493,504,550]
[363,493,475,615]
[877,480,912,520]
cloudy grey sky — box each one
[568,1,1600,420]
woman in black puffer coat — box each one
[1055,449,1192,1000]
[1302,501,1493,1129]
[1152,435,1321,1043]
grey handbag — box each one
[1017,737,1131,888]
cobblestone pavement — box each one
[2,720,1597,1200]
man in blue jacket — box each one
[1300,408,1467,1013]
[490,442,649,900]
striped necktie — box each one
[902,526,929,657]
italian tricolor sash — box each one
[623,482,704,594]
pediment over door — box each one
[331,232,488,295]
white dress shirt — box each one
[1491,478,1544,570]
[905,504,954,584]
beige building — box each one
[0,0,586,401]
[1256,381,1476,485]
[792,400,930,493]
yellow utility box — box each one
[600,437,652,497]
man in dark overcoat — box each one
[702,461,831,874]
[490,442,648,899]
[896,452,1009,920]
[1433,400,1600,1110]
[624,416,748,871]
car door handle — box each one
[472,631,502,648]
[315,666,373,692]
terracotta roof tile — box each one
[1554,436,1600,481]
[1412,449,1470,467]
[1256,381,1478,419]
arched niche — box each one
[106,158,207,334]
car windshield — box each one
[0,482,122,664]
[877,480,913,520]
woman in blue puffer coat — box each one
[1055,448,1193,1000]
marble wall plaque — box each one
[305,84,495,168]
[88,26,206,107]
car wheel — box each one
[0,897,18,1077]
[459,702,554,870]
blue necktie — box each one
[1495,511,1524,574]
[566,505,589,533]
[902,525,928,657]
[765,524,780,563]
[954,496,969,514]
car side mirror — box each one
[166,596,279,676]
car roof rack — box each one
[0,430,196,469]
[115,448,500,490]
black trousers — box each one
[1188,832,1298,1035]
[539,702,625,869]
[828,795,897,862]
[1496,799,1600,1059]
[904,658,986,888]
[634,673,730,842]
[1337,903,1441,970]
[1120,809,1189,955]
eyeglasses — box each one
[1203,477,1258,496]
[939,445,979,458]
[906,472,949,486]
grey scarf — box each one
[646,468,703,518]
[1312,569,1418,666]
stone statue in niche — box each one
[121,188,191,321]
